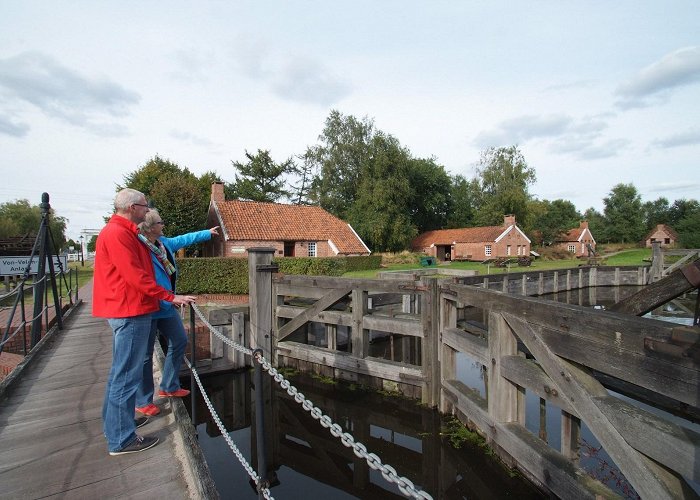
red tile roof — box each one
[644,224,678,240]
[214,200,370,255]
[412,225,507,248]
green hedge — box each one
[177,255,382,294]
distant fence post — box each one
[649,241,663,283]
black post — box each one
[79,236,84,267]
[45,226,63,330]
[189,304,197,435]
[30,193,50,347]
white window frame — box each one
[506,245,511,256]
[308,241,317,257]
[485,245,492,257]
[567,244,576,253]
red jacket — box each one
[92,214,175,318]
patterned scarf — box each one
[138,234,176,276]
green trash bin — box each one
[420,256,436,267]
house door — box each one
[284,242,295,257]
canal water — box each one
[187,287,698,499]
[188,370,544,499]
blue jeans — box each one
[103,314,151,452]
[136,310,188,407]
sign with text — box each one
[0,255,68,276]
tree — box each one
[0,199,67,251]
[668,198,700,227]
[307,110,374,219]
[119,155,186,194]
[347,133,416,251]
[446,175,479,228]
[642,197,670,231]
[583,207,606,242]
[676,210,700,248]
[473,146,536,226]
[405,157,453,233]
[602,183,644,243]
[87,235,98,252]
[150,176,207,238]
[228,149,293,203]
[288,151,316,205]
[121,156,220,236]
[528,199,581,246]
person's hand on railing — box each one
[171,294,196,306]
[209,226,220,236]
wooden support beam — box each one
[277,288,352,341]
[503,313,678,500]
[610,258,700,316]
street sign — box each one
[0,255,68,276]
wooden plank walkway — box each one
[0,280,201,499]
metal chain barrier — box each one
[185,357,274,500]
[190,304,434,500]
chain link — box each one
[189,303,433,500]
[186,358,274,500]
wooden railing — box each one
[241,249,698,498]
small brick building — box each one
[204,182,370,258]
[644,224,678,248]
[411,215,531,262]
[553,221,596,257]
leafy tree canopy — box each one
[0,199,67,251]
[120,155,220,236]
[473,146,536,226]
[446,175,478,229]
[307,110,375,219]
[676,209,700,248]
[527,199,581,246]
[602,183,645,243]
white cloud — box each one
[615,46,700,109]
[230,37,351,106]
[652,128,700,149]
[0,51,140,136]
[0,115,29,137]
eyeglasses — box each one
[132,203,149,208]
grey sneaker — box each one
[135,416,149,429]
[109,435,159,456]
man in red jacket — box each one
[93,188,195,456]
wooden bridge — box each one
[239,248,700,499]
[0,282,216,499]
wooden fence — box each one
[240,249,699,499]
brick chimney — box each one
[503,214,516,227]
[580,220,589,229]
[211,181,225,203]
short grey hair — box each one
[114,188,146,211]
[139,208,162,234]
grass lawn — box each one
[343,248,652,279]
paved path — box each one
[0,280,201,499]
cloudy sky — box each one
[1,2,698,240]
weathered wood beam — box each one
[442,380,616,499]
[499,354,700,482]
[503,313,678,499]
[277,288,352,341]
[442,327,488,365]
[609,258,700,315]
[277,341,423,385]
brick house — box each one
[203,182,371,258]
[411,215,531,262]
[644,224,678,248]
[553,221,596,257]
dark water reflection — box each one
[189,371,544,499]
